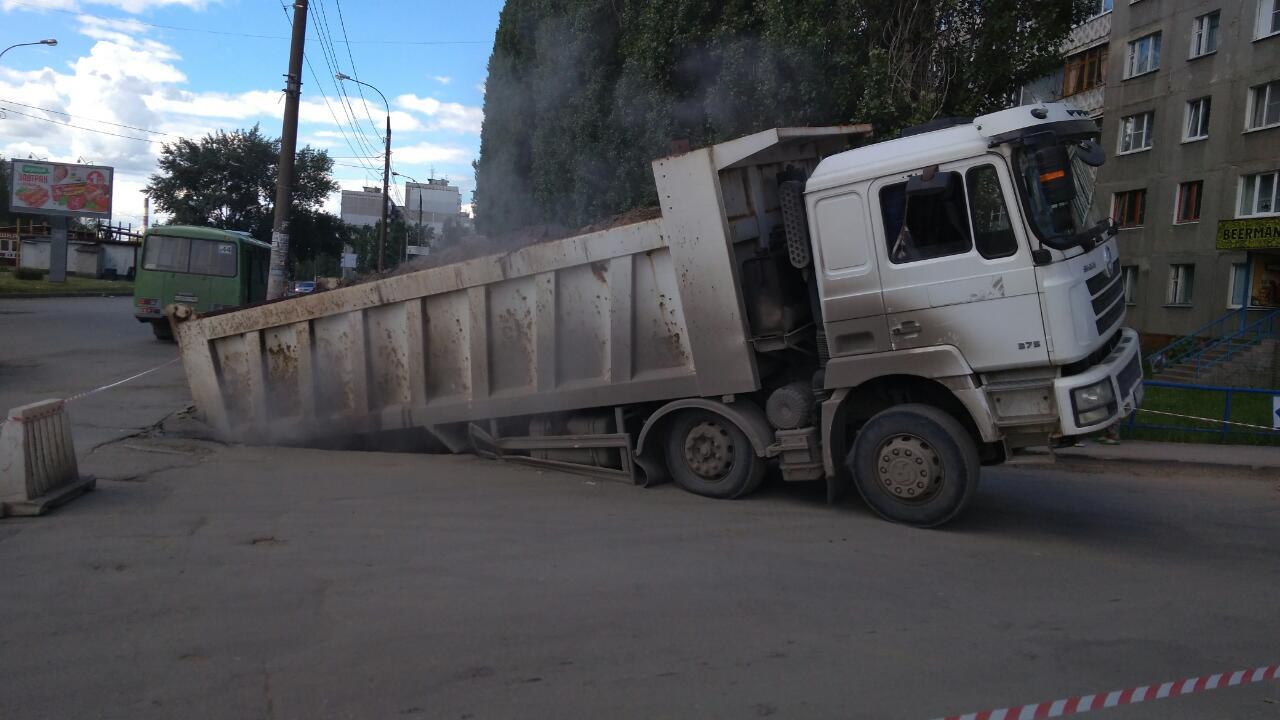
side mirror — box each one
[906,166,959,198]
[1075,138,1105,167]
[1033,145,1074,205]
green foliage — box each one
[475,0,1089,234]
[351,219,410,274]
[0,154,15,226]
[145,126,343,273]
[14,266,44,281]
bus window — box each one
[143,235,190,272]
[190,239,238,277]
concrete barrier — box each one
[0,399,95,517]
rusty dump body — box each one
[171,126,870,479]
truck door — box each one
[809,188,891,356]
[869,159,1048,371]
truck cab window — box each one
[966,165,1019,259]
[880,173,973,264]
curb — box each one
[1027,447,1280,472]
[0,292,134,299]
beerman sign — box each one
[1216,217,1280,250]
[7,160,114,220]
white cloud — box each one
[394,142,470,165]
[395,94,482,135]
[431,75,451,85]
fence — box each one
[1123,380,1280,445]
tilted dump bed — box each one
[172,126,869,446]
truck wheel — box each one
[847,404,979,527]
[664,410,765,499]
[151,320,174,342]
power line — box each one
[0,98,171,136]
[5,2,488,45]
[330,0,385,142]
[0,105,161,144]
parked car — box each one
[287,280,316,297]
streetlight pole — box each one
[0,39,57,64]
[393,171,419,262]
[336,73,391,273]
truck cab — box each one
[790,104,1142,522]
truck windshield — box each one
[1014,141,1103,249]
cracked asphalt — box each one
[2,297,1279,719]
[0,296,187,456]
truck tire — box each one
[847,404,979,527]
[664,409,766,500]
[151,320,174,342]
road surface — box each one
[0,296,187,454]
[2,438,1277,720]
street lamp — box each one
[336,72,392,272]
[392,170,421,261]
[0,39,57,64]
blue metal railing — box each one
[1145,307,1249,369]
[1125,379,1280,442]
[1186,309,1280,379]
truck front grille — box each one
[1088,259,1125,336]
[1117,351,1142,396]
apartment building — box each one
[1022,0,1279,344]
[1096,0,1280,342]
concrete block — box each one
[0,399,95,517]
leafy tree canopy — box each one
[475,0,1089,235]
[145,125,343,271]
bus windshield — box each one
[143,235,238,277]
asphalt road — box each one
[1,438,1276,720]
[0,296,187,455]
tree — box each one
[474,0,1089,235]
[145,125,341,272]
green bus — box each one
[133,226,271,340]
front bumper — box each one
[1054,327,1144,436]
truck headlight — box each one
[1071,379,1116,427]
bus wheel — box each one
[151,320,174,342]
[664,410,765,499]
[847,404,978,527]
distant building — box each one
[1020,0,1113,119]
[403,178,463,242]
[340,186,395,228]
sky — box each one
[0,0,503,227]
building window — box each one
[1229,263,1250,308]
[1256,0,1280,39]
[1184,97,1211,140]
[1175,181,1203,224]
[1239,171,1280,217]
[1063,45,1109,96]
[1246,80,1280,131]
[1123,265,1139,304]
[1190,11,1221,57]
[1113,189,1147,228]
[1092,0,1114,17]
[1118,112,1154,153]
[1167,264,1195,305]
[1125,32,1162,78]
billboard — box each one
[8,160,114,219]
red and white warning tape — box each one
[1135,407,1279,433]
[932,664,1280,720]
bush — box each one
[14,267,45,281]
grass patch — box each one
[1123,383,1280,446]
[0,273,134,296]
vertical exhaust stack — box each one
[0,399,95,517]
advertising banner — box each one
[1216,217,1280,250]
[8,160,114,219]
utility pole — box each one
[267,0,308,300]
[380,116,391,273]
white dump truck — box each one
[170,102,1143,526]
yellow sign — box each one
[1217,218,1280,250]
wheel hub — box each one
[875,434,943,502]
[683,421,733,479]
